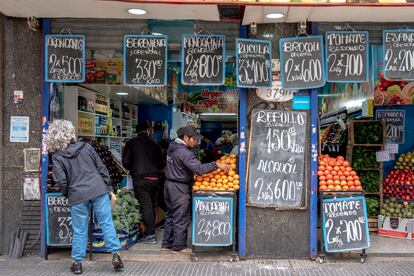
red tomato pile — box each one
[318,154,363,191]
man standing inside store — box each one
[162,126,230,254]
[122,121,163,244]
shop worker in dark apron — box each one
[162,126,230,254]
[122,121,163,244]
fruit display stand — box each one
[346,120,386,231]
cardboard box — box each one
[378,215,414,239]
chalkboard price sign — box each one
[182,34,225,86]
[123,35,167,86]
[376,109,405,144]
[192,196,234,246]
[46,193,73,246]
[322,196,370,252]
[325,31,369,83]
[236,39,272,88]
[383,30,414,80]
[45,34,85,82]
[279,36,325,90]
[247,110,307,208]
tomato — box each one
[336,160,344,166]
[333,166,340,171]
[331,171,338,175]
[340,180,348,186]
[347,176,354,181]
[337,156,345,161]
[333,175,340,180]
[327,185,335,191]
[319,180,327,186]
[349,185,356,190]
[350,171,357,176]
[324,170,331,176]
[344,171,350,176]
[354,180,361,185]
[319,165,326,171]
[346,167,352,172]
[353,175,359,181]
[347,181,354,186]
[343,161,350,167]
[356,185,363,190]
[340,175,347,181]
[337,171,344,176]
[319,185,328,191]
[327,179,334,185]
[319,175,326,181]
[318,170,324,176]
[326,174,333,180]
[319,160,326,166]
[328,161,336,167]
[334,180,341,185]
[334,185,342,191]
[326,166,333,171]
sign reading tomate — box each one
[279,36,326,90]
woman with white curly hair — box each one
[46,120,123,274]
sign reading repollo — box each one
[279,36,325,90]
[45,34,85,82]
[123,35,167,86]
[322,196,370,252]
[325,31,369,83]
[247,110,307,208]
[383,30,414,80]
[236,39,272,88]
[182,34,225,85]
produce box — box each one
[91,228,140,252]
[348,120,385,145]
[378,215,414,239]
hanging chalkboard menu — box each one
[279,36,325,90]
[322,196,370,252]
[182,34,225,85]
[383,30,414,80]
[376,109,405,144]
[45,34,85,82]
[325,31,369,83]
[46,193,73,246]
[247,110,307,208]
[123,35,167,86]
[236,38,272,88]
[192,195,234,246]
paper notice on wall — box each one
[10,116,29,142]
[385,143,399,154]
[376,151,390,162]
[23,176,40,200]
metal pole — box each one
[40,18,51,259]
[309,22,320,260]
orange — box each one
[203,177,210,182]
[223,184,229,190]
[202,181,209,186]
[230,164,237,170]
[196,176,203,182]
[234,185,240,190]
[227,182,234,187]
[234,174,239,180]
[230,154,237,158]
[228,170,235,176]
[210,178,217,183]
[217,178,222,183]
[200,185,206,190]
[221,175,227,179]
[193,186,200,190]
[216,183,223,187]
[230,159,236,164]
[194,181,201,186]
[222,179,229,184]
[233,180,240,185]
[219,171,226,176]
[206,186,212,190]
[228,176,234,182]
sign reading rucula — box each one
[236,38,272,88]
[45,34,85,82]
[279,36,325,90]
[383,30,414,80]
[322,196,370,252]
[123,35,167,86]
[247,110,307,208]
[192,196,234,246]
[182,34,225,85]
[325,31,369,83]
[376,109,405,144]
[46,193,73,246]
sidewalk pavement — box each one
[1,255,414,276]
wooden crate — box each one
[368,216,378,232]
[347,120,386,145]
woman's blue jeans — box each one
[71,193,121,263]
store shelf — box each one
[78,110,94,115]
[96,114,108,118]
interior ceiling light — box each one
[266,13,284,19]
[116,92,128,96]
[152,32,163,36]
[128,8,147,15]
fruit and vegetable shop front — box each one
[4,1,414,262]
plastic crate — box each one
[91,228,140,252]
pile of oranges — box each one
[193,154,240,191]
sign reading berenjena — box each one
[383,30,414,80]
[182,34,225,86]
[45,34,85,82]
[123,35,168,86]
[325,31,369,83]
[279,36,325,90]
[236,39,272,88]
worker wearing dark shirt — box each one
[122,121,163,244]
[162,126,230,253]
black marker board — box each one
[236,38,272,88]
[45,34,85,82]
[247,110,307,208]
[192,195,234,246]
[46,193,73,246]
[325,31,369,83]
[322,196,370,252]
[182,34,225,85]
[279,36,325,90]
[383,30,414,80]
[376,109,405,144]
[123,35,167,86]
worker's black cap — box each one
[177,126,203,141]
